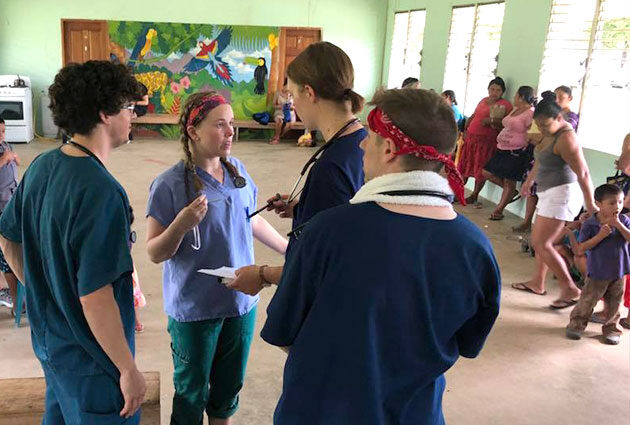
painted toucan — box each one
[252,57,268,95]
[129,27,157,63]
[183,27,234,86]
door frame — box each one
[61,19,109,66]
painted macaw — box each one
[129,26,158,63]
[183,27,234,86]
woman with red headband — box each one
[259,88,500,425]
[145,91,287,424]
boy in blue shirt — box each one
[566,183,630,345]
[0,61,145,423]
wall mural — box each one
[108,21,279,138]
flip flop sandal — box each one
[511,282,547,296]
[549,299,579,310]
[474,202,483,209]
[620,318,630,329]
[489,212,504,221]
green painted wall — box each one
[0,0,387,130]
[384,0,618,217]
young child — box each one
[554,215,587,284]
[270,78,296,144]
[566,184,630,345]
[0,118,20,316]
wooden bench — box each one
[132,113,179,125]
[0,372,160,424]
[132,113,305,140]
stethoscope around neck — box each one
[245,117,360,220]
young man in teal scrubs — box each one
[0,61,145,423]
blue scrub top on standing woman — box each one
[146,158,259,321]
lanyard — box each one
[64,141,137,244]
[287,118,360,203]
[66,140,105,169]
[378,190,454,202]
[287,189,452,239]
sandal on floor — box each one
[511,282,547,296]
[620,318,630,329]
[549,299,578,310]
[489,212,504,221]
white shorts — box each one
[536,182,583,222]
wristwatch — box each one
[259,265,273,288]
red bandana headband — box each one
[367,107,467,206]
[187,95,228,129]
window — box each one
[387,9,426,89]
[442,2,506,116]
[538,0,630,154]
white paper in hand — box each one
[198,267,237,284]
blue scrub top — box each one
[0,149,135,378]
[147,158,258,322]
[289,128,367,253]
[262,202,501,425]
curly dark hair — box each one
[48,60,142,136]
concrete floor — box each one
[0,138,628,425]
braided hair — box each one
[179,92,207,200]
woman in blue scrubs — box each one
[146,92,287,425]
[229,41,368,293]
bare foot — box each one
[465,195,477,205]
[269,137,280,145]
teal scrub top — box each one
[0,148,135,378]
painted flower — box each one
[179,76,191,90]
[170,82,181,94]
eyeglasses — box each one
[121,104,135,112]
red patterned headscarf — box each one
[187,94,228,129]
[367,107,466,205]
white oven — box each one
[0,75,34,143]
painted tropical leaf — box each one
[160,124,181,139]
[228,26,279,52]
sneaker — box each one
[603,334,621,345]
[566,328,582,340]
[0,288,13,309]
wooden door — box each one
[273,27,322,95]
[61,19,110,65]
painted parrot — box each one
[183,27,234,86]
[129,26,158,63]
